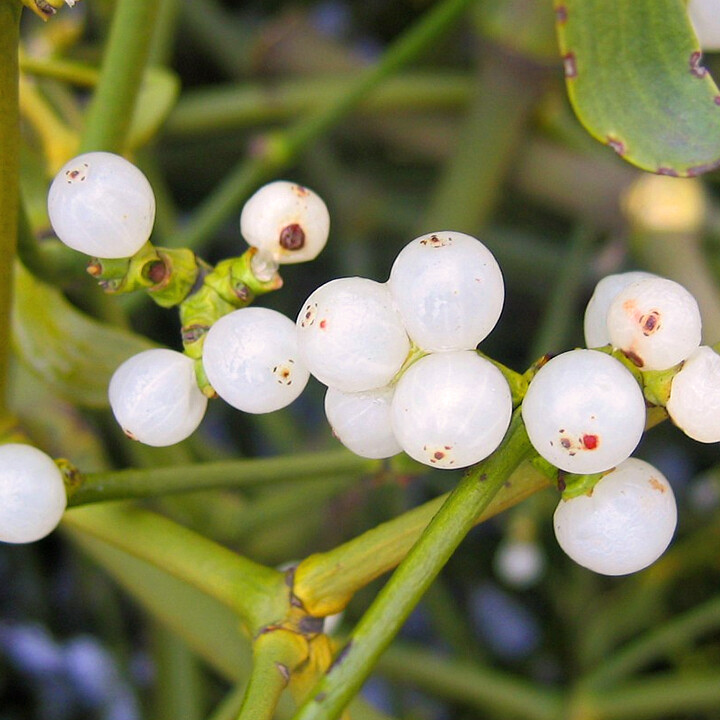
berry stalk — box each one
[0,1,21,424]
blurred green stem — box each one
[177,0,477,250]
[63,503,288,635]
[0,1,21,423]
[80,0,161,152]
[419,45,548,233]
[68,449,378,506]
[291,410,534,720]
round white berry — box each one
[494,540,545,589]
[240,181,330,264]
[324,385,401,459]
[688,0,720,51]
[388,231,504,352]
[297,278,411,393]
[666,345,720,443]
[48,152,156,259]
[0,444,66,544]
[203,307,309,413]
[391,350,512,469]
[109,349,208,446]
[522,349,646,474]
[553,458,677,575]
[606,277,702,371]
[583,271,657,348]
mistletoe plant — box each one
[2,1,720,720]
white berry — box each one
[324,385,401,459]
[297,278,411,393]
[0,444,66,544]
[203,307,309,413]
[688,0,720,51]
[240,181,330,264]
[583,271,656,348]
[388,231,504,352]
[494,540,545,589]
[522,349,646,474]
[666,345,720,443]
[554,458,677,575]
[391,350,512,469]
[606,277,702,371]
[48,152,156,259]
[109,349,208,446]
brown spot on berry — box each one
[640,310,661,336]
[560,437,572,449]
[279,223,305,251]
[433,451,445,461]
[292,185,310,197]
[301,304,317,328]
[420,234,450,248]
[649,477,666,493]
[563,52,577,79]
[690,51,708,78]
[582,434,599,450]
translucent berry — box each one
[240,181,330,264]
[494,540,545,589]
[391,350,512,469]
[522,349,646,474]
[109,349,208,447]
[0,444,66,544]
[324,385,401,459]
[297,278,411,393]
[606,277,702,371]
[388,231,504,352]
[583,271,656,348]
[666,345,720,443]
[48,152,156,259]
[553,458,677,575]
[203,307,309,413]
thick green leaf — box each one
[12,264,155,408]
[555,0,720,176]
[127,67,181,150]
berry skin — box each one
[109,349,208,447]
[240,181,330,264]
[583,271,656,348]
[553,458,677,575]
[202,307,309,414]
[297,278,411,393]
[606,276,702,371]
[0,444,66,544]
[522,349,646,474]
[388,231,504,352]
[48,152,156,259]
[324,385,401,460]
[391,350,512,469]
[666,345,720,443]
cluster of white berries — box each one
[299,231,512,469]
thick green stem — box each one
[68,449,378,506]
[377,643,562,720]
[291,410,534,720]
[0,1,20,422]
[80,0,161,152]
[63,503,288,634]
[177,0,476,250]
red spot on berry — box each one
[582,434,598,450]
[319,319,327,329]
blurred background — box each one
[5,1,720,718]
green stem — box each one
[165,73,471,135]
[377,643,562,720]
[0,1,20,422]
[291,410,534,720]
[19,54,99,87]
[294,454,551,617]
[582,595,720,689]
[68,449,378,506]
[63,503,287,634]
[80,0,161,152]
[177,0,476,250]
[206,684,247,720]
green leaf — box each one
[12,263,155,408]
[555,0,720,176]
[127,66,181,150]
